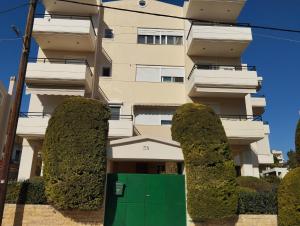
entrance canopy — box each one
[107,136,184,161]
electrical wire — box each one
[0,2,29,15]
[56,0,300,34]
[0,37,23,42]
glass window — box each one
[161,120,172,125]
[175,36,183,45]
[161,76,172,83]
[161,35,166,44]
[138,35,146,44]
[102,67,111,77]
[110,106,121,120]
[167,36,175,45]
[174,77,184,83]
[155,35,160,44]
[104,29,114,38]
[146,35,154,44]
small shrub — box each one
[238,191,277,214]
[171,103,237,221]
[278,167,300,226]
[6,177,47,204]
[237,176,273,192]
[43,97,110,210]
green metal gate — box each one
[104,173,186,226]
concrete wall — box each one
[2,204,277,226]
[188,215,277,226]
[3,204,104,226]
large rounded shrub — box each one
[278,167,300,226]
[43,97,110,210]
[171,103,237,221]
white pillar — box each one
[17,139,38,181]
[245,94,253,116]
[240,146,260,178]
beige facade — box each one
[16,0,273,182]
[0,78,14,156]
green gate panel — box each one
[105,173,186,226]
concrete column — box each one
[17,139,38,181]
[240,146,260,178]
[245,94,253,116]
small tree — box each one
[278,167,300,226]
[43,97,110,210]
[171,103,237,221]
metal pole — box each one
[0,0,37,223]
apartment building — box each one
[0,77,20,179]
[15,0,273,224]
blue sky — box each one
[0,0,299,158]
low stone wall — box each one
[3,204,104,226]
[3,204,277,226]
[189,215,278,226]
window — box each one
[104,29,114,38]
[138,0,147,7]
[138,35,146,44]
[102,67,111,77]
[136,66,184,83]
[161,76,172,83]
[110,106,121,120]
[137,28,184,45]
[161,120,172,125]
[134,107,176,126]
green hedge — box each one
[237,176,273,192]
[171,103,237,221]
[278,167,300,226]
[238,191,277,214]
[6,177,47,204]
[43,97,110,210]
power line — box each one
[0,37,23,42]
[0,2,29,15]
[57,0,300,34]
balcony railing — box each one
[28,57,93,78]
[218,114,263,121]
[186,21,251,40]
[19,112,133,121]
[35,14,96,36]
[187,64,257,80]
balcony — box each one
[17,113,134,139]
[25,58,93,96]
[33,14,96,51]
[220,115,266,145]
[251,94,266,115]
[43,0,99,15]
[185,0,246,22]
[186,23,252,57]
[187,64,260,97]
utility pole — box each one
[0,0,38,223]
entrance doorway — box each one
[104,173,186,226]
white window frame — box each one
[136,65,185,83]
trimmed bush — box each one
[171,103,237,221]
[238,191,277,214]
[278,167,300,226]
[43,97,110,210]
[237,176,273,192]
[6,177,47,204]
